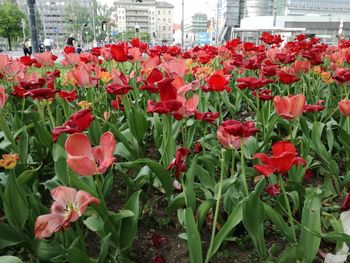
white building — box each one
[156,1,174,43]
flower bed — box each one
[1,34,350,262]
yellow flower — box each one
[0,154,19,170]
[78,101,92,109]
[321,71,333,84]
[313,66,322,74]
[100,71,112,84]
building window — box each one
[158,10,160,15]
[163,26,166,30]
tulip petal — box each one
[35,213,65,239]
[51,186,77,208]
[65,133,94,160]
[67,156,99,176]
[272,141,296,156]
[76,190,100,216]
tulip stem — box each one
[205,148,226,263]
[231,148,236,178]
[240,140,249,196]
[46,100,55,129]
[279,174,297,242]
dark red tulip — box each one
[167,147,190,179]
[237,77,273,90]
[254,141,306,176]
[25,88,57,99]
[58,90,77,102]
[303,100,325,113]
[153,255,166,263]
[266,184,280,196]
[251,89,274,101]
[11,86,27,98]
[52,109,94,142]
[152,233,168,249]
[194,111,219,124]
[333,68,350,84]
[19,56,36,66]
[193,142,203,154]
[105,83,133,95]
[277,70,300,85]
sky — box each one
[98,0,216,24]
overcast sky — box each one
[98,0,216,24]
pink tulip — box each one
[67,66,98,87]
[34,52,55,67]
[65,132,116,176]
[35,186,99,239]
[0,87,7,109]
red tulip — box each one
[52,109,94,142]
[266,184,280,196]
[34,186,99,239]
[153,255,166,263]
[251,89,274,101]
[194,111,220,124]
[277,70,300,84]
[338,99,350,116]
[290,60,310,75]
[19,56,36,66]
[273,94,305,120]
[167,147,190,179]
[217,120,259,149]
[67,67,97,87]
[63,45,76,54]
[0,87,7,109]
[237,77,273,90]
[111,96,125,111]
[254,141,306,176]
[58,90,77,102]
[110,44,128,62]
[25,88,58,100]
[202,71,231,92]
[333,68,350,84]
[303,100,325,113]
[105,83,133,95]
[65,132,116,176]
[11,86,27,98]
[341,193,350,211]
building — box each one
[277,0,350,16]
[112,0,173,43]
[184,13,208,34]
[239,0,274,18]
[156,1,174,43]
[12,0,92,44]
[218,0,240,42]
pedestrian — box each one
[21,39,30,56]
[28,39,32,55]
[76,44,82,54]
[44,38,52,52]
[66,33,76,47]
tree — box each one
[0,2,26,50]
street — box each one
[2,49,64,61]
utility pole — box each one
[27,0,39,54]
[181,0,184,49]
[215,0,219,46]
[91,0,97,47]
[21,18,26,40]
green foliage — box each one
[0,2,26,49]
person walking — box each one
[44,38,52,52]
[28,39,32,55]
[66,33,76,47]
[21,39,30,56]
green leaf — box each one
[185,208,203,263]
[197,199,216,230]
[242,178,266,257]
[83,215,104,232]
[183,156,198,210]
[17,126,28,164]
[166,193,186,214]
[120,159,172,199]
[32,118,52,149]
[37,240,66,262]
[17,166,41,185]
[68,248,96,263]
[263,203,294,242]
[211,202,243,257]
[110,210,135,222]
[0,256,23,263]
[0,114,18,152]
[300,189,321,263]
[0,223,27,249]
[98,233,111,263]
[3,174,28,229]
[120,191,141,250]
[127,107,148,142]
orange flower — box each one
[321,72,333,84]
[78,101,92,109]
[313,66,322,74]
[274,94,306,120]
[100,71,112,84]
[0,154,19,169]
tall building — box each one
[113,0,173,42]
[156,1,174,43]
[13,0,92,42]
[239,0,274,18]
[184,13,208,34]
[218,0,240,41]
[279,0,350,16]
